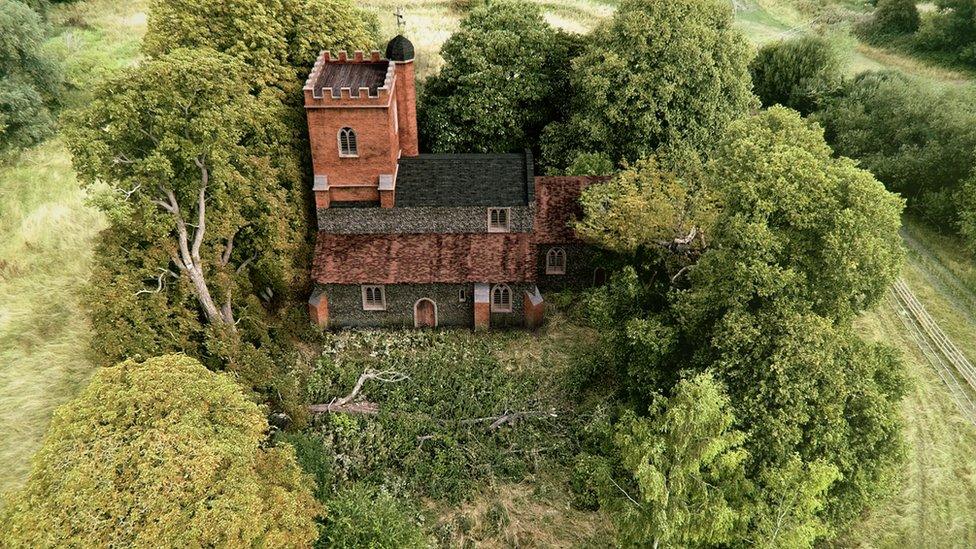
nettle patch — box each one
[282,330,583,504]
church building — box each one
[306,35,603,329]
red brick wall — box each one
[306,102,400,190]
[394,61,418,157]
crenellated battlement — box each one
[303,50,396,105]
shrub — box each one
[815,70,976,230]
[750,35,842,115]
[0,355,321,547]
[319,484,427,549]
[871,0,921,36]
[0,0,62,155]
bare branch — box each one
[190,155,208,264]
[220,233,235,267]
[309,368,409,416]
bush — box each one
[0,355,321,547]
[871,0,921,36]
[0,0,62,155]
[750,35,842,115]
[319,484,428,548]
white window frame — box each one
[490,284,512,313]
[361,285,386,311]
[546,247,567,275]
[487,207,511,233]
[458,288,467,302]
[338,127,358,157]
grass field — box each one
[2,0,976,545]
[0,0,145,497]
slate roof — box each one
[395,152,534,207]
[312,232,536,284]
[314,61,389,97]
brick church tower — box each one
[303,36,418,208]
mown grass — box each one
[0,0,145,497]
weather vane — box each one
[394,6,406,34]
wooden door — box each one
[415,299,436,328]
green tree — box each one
[0,0,62,154]
[682,106,905,326]
[0,355,321,547]
[542,0,755,170]
[870,0,921,36]
[750,35,842,115]
[419,0,582,154]
[612,374,750,548]
[815,71,976,228]
[143,0,377,90]
[64,48,308,417]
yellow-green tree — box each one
[0,355,321,547]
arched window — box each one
[338,127,358,157]
[546,247,566,275]
[490,284,512,313]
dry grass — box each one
[0,0,145,498]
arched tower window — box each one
[490,284,512,313]
[338,127,358,157]
[546,247,566,275]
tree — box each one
[815,71,976,228]
[576,107,907,539]
[750,35,842,116]
[681,106,905,326]
[612,374,750,548]
[143,0,377,90]
[541,0,755,170]
[0,355,321,547]
[64,48,308,418]
[419,0,582,154]
[0,0,62,154]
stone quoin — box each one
[306,35,604,329]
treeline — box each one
[751,34,976,251]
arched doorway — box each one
[593,267,607,286]
[414,298,437,328]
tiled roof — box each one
[312,232,536,284]
[395,152,534,207]
[534,176,608,244]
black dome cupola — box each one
[385,35,415,62]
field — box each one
[2,0,976,545]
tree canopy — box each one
[575,107,907,542]
[541,0,755,171]
[0,0,62,154]
[143,0,378,90]
[419,0,581,154]
[612,374,750,548]
[64,48,307,417]
[750,35,842,116]
[815,70,976,230]
[0,355,320,547]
